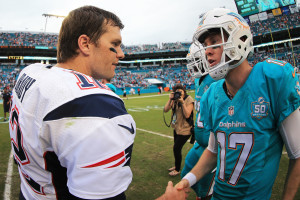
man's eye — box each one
[211,40,217,45]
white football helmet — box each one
[193,8,253,80]
[186,43,206,78]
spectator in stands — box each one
[1,11,299,93]
[2,86,11,121]
[164,83,194,177]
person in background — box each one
[123,87,127,98]
[2,86,11,121]
[137,87,141,95]
[181,43,216,200]
[164,83,194,176]
[176,8,300,200]
[129,87,135,95]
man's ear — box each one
[78,35,91,56]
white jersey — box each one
[9,63,136,200]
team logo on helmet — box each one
[251,97,270,120]
[227,12,248,24]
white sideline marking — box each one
[136,128,173,139]
[4,150,14,200]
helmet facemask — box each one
[192,9,254,80]
[186,43,207,78]
[194,27,231,80]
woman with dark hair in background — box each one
[164,83,194,176]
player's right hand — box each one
[175,179,190,191]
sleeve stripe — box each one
[43,94,127,121]
[82,151,125,168]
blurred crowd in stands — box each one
[1,11,300,94]
[0,12,299,51]
[1,46,299,94]
[0,64,19,93]
[249,46,300,67]
[0,32,58,47]
[113,65,194,89]
[250,12,300,36]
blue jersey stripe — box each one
[44,94,127,121]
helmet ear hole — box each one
[238,45,241,49]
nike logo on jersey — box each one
[118,123,135,134]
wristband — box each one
[182,172,197,187]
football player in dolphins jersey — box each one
[181,43,216,200]
[176,8,300,200]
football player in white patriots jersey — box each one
[176,8,300,200]
[9,6,184,200]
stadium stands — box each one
[0,32,58,47]
[249,12,300,36]
[1,10,300,94]
[0,12,299,52]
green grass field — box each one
[0,92,299,200]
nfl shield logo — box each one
[228,106,234,116]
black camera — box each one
[172,91,182,100]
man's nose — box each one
[205,47,213,56]
[117,48,125,59]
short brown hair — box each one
[57,6,124,63]
[198,28,229,44]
